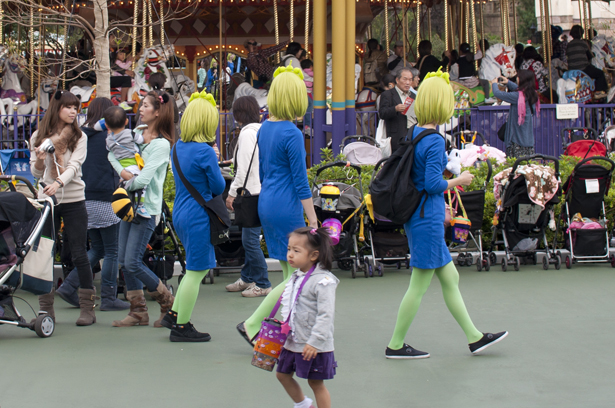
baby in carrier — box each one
[102,106,149,218]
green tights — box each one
[388,261,483,350]
[244,260,294,339]
[172,269,209,324]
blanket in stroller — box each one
[493,164,559,210]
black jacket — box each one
[417,55,449,80]
[378,88,409,153]
[81,127,119,202]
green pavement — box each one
[1,264,614,408]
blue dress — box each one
[258,121,312,260]
[172,140,226,270]
[404,126,452,269]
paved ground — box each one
[2,263,614,408]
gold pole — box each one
[416,1,420,56]
[0,0,3,44]
[586,0,593,39]
[30,6,34,98]
[583,0,589,35]
[540,0,546,59]
[148,0,153,47]
[384,0,389,56]
[132,0,138,70]
[403,3,407,65]
[428,6,431,42]
[289,0,294,43]
[219,0,223,106]
[465,1,469,44]
[512,0,518,44]
[577,0,583,29]
[444,0,449,54]
[305,0,310,52]
[274,0,280,63]
[160,0,165,49]
[480,1,485,49]
[545,0,553,103]
[142,0,147,50]
[449,4,454,51]
[470,0,478,71]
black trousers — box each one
[55,201,93,289]
[110,76,132,89]
[583,64,608,93]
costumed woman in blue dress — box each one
[385,69,508,359]
[236,64,318,344]
[161,91,225,342]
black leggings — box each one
[55,201,93,289]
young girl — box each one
[113,50,132,77]
[276,226,338,408]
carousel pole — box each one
[384,0,389,56]
[544,0,553,103]
[428,6,431,42]
[577,0,584,30]
[219,0,223,110]
[30,5,34,98]
[38,0,43,113]
[289,0,294,43]
[448,3,454,51]
[583,0,589,35]
[480,1,485,48]
[142,0,147,51]
[273,0,280,64]
[312,0,326,163]
[345,0,356,136]
[586,0,593,39]
[132,0,138,70]
[469,0,478,71]
[61,0,68,90]
[147,0,153,47]
[539,0,546,59]
[0,0,3,45]
[416,2,420,56]
[512,0,518,44]
[444,0,449,65]
[160,0,165,49]
[304,0,310,52]
[465,0,470,44]
[403,2,407,66]
[331,0,346,153]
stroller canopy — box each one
[0,192,41,247]
[313,182,362,211]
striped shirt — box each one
[566,39,591,70]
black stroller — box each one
[312,162,364,277]
[362,159,411,277]
[556,156,615,268]
[489,155,561,271]
[0,175,55,338]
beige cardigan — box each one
[30,130,88,203]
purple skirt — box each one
[276,348,337,380]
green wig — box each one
[267,64,308,121]
[414,68,455,126]
[180,90,219,143]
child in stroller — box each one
[0,176,56,337]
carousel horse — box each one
[227,73,268,109]
[450,82,485,107]
[557,70,594,104]
[592,35,615,71]
[132,44,175,93]
[479,43,517,81]
[355,85,379,136]
[171,72,196,113]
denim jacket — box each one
[282,264,339,353]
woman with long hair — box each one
[29,90,97,326]
[55,97,129,311]
[109,90,176,327]
[492,69,539,158]
[236,64,318,345]
[225,96,271,298]
[385,69,507,359]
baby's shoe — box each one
[136,204,151,219]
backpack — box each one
[369,125,440,225]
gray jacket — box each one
[284,265,339,353]
[106,129,139,161]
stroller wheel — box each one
[554,254,562,270]
[396,262,401,270]
[351,261,357,279]
[565,255,572,269]
[501,258,508,272]
[464,253,473,267]
[377,262,384,277]
[489,252,497,265]
[338,260,353,271]
[406,259,410,269]
[542,255,549,270]
[34,314,54,338]
[457,253,466,266]
[484,254,491,272]
[514,257,520,271]
[476,257,483,272]
[610,254,615,268]
[533,253,538,265]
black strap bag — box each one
[172,147,231,245]
[497,122,506,142]
[370,125,439,225]
[233,130,261,228]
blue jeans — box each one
[88,223,120,287]
[240,227,270,289]
[303,95,314,128]
[117,217,160,291]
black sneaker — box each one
[236,321,256,347]
[160,310,177,329]
[469,331,508,354]
[170,322,211,342]
[385,343,430,359]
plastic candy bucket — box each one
[322,218,342,245]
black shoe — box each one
[385,343,430,359]
[160,310,177,329]
[169,322,211,342]
[469,331,508,354]
[236,321,256,347]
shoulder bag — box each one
[233,130,261,228]
[172,147,231,245]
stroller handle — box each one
[561,127,598,147]
[451,130,488,148]
[575,156,615,172]
[370,158,388,186]
[314,161,363,195]
[511,154,560,177]
[483,158,493,186]
[339,135,378,150]
[0,175,38,196]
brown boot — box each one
[36,289,56,321]
[147,281,175,328]
[112,290,149,327]
[76,288,97,326]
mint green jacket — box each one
[108,137,170,216]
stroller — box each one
[0,175,55,338]
[340,136,382,166]
[556,156,615,268]
[445,159,493,271]
[142,201,186,294]
[312,162,364,278]
[361,159,411,277]
[561,127,607,158]
[489,155,561,271]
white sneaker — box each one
[225,278,253,292]
[484,97,497,105]
[241,285,272,298]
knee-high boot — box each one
[112,290,149,327]
[76,288,96,326]
[147,281,175,328]
[37,288,56,321]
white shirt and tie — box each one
[395,85,417,129]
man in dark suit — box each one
[378,67,417,153]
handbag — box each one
[497,122,506,142]
[375,119,391,158]
[233,130,261,228]
[172,147,231,245]
[251,265,316,372]
[448,188,472,244]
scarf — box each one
[517,90,540,126]
[46,125,75,180]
